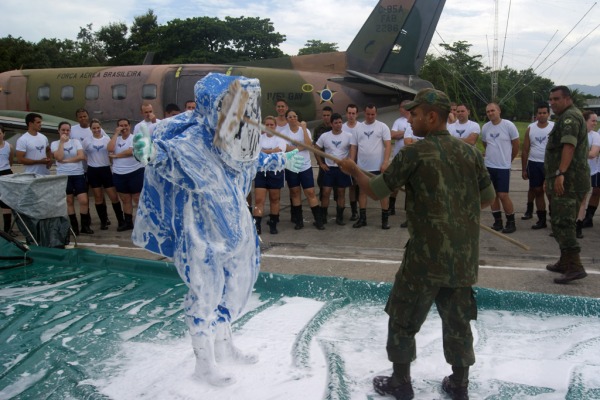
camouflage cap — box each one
[403,88,451,112]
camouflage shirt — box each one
[370,130,494,287]
[544,105,591,194]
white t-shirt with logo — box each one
[316,130,353,167]
[51,139,84,175]
[280,126,312,172]
[353,120,391,171]
[82,135,112,168]
[527,121,554,162]
[16,132,50,175]
[481,119,520,169]
[448,120,481,141]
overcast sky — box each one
[2,0,600,89]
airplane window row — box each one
[36,84,158,102]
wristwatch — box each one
[555,169,564,177]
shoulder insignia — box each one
[564,118,572,124]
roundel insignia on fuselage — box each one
[317,84,337,104]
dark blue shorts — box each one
[323,167,352,188]
[526,161,545,188]
[592,173,600,188]
[487,167,510,193]
[113,167,145,194]
[255,170,285,189]
[87,166,115,189]
[66,174,88,196]
[285,167,315,189]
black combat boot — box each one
[491,211,503,231]
[389,196,397,215]
[254,216,262,235]
[95,203,110,230]
[382,209,391,230]
[531,210,547,229]
[311,206,325,230]
[349,201,358,221]
[335,206,346,226]
[3,213,16,237]
[293,206,304,230]
[80,213,94,234]
[353,208,367,228]
[320,206,328,224]
[266,214,279,234]
[68,213,79,235]
[502,213,516,234]
[118,213,134,232]
[442,366,470,400]
[576,220,584,239]
[112,202,126,231]
[521,202,533,220]
[373,363,413,400]
[582,205,596,228]
[554,251,588,284]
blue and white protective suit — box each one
[132,74,289,337]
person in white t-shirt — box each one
[108,118,145,232]
[274,99,289,133]
[0,125,15,236]
[83,119,125,231]
[520,103,554,229]
[349,104,392,229]
[576,111,600,238]
[252,116,288,235]
[448,104,480,146]
[280,109,324,230]
[16,113,52,175]
[315,113,353,225]
[389,101,411,219]
[52,121,93,235]
[343,104,363,221]
[481,102,520,234]
[133,103,161,136]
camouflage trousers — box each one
[385,277,477,367]
[549,192,585,252]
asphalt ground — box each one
[9,159,600,299]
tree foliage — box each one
[0,9,286,71]
[421,41,557,122]
[298,40,339,56]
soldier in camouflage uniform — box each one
[339,88,495,400]
[545,86,590,284]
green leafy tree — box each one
[0,36,37,71]
[96,22,129,64]
[297,40,338,56]
[76,23,107,65]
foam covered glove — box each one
[284,149,304,173]
[133,124,156,165]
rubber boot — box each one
[294,206,304,230]
[112,202,126,231]
[350,201,358,221]
[320,206,328,224]
[442,366,469,400]
[554,251,588,284]
[254,216,262,235]
[389,196,397,216]
[491,211,503,231]
[95,203,109,230]
[3,213,16,237]
[311,206,325,230]
[266,214,279,234]
[502,213,516,234]
[576,220,584,239]
[214,323,258,365]
[191,335,235,387]
[531,210,547,229]
[382,209,391,230]
[335,206,346,226]
[521,202,533,220]
[582,205,596,228]
[353,208,367,228]
[80,213,94,234]
[68,213,79,235]
[546,250,567,273]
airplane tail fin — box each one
[346,0,445,75]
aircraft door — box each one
[0,75,28,111]
[163,67,210,110]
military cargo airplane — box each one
[0,0,445,130]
